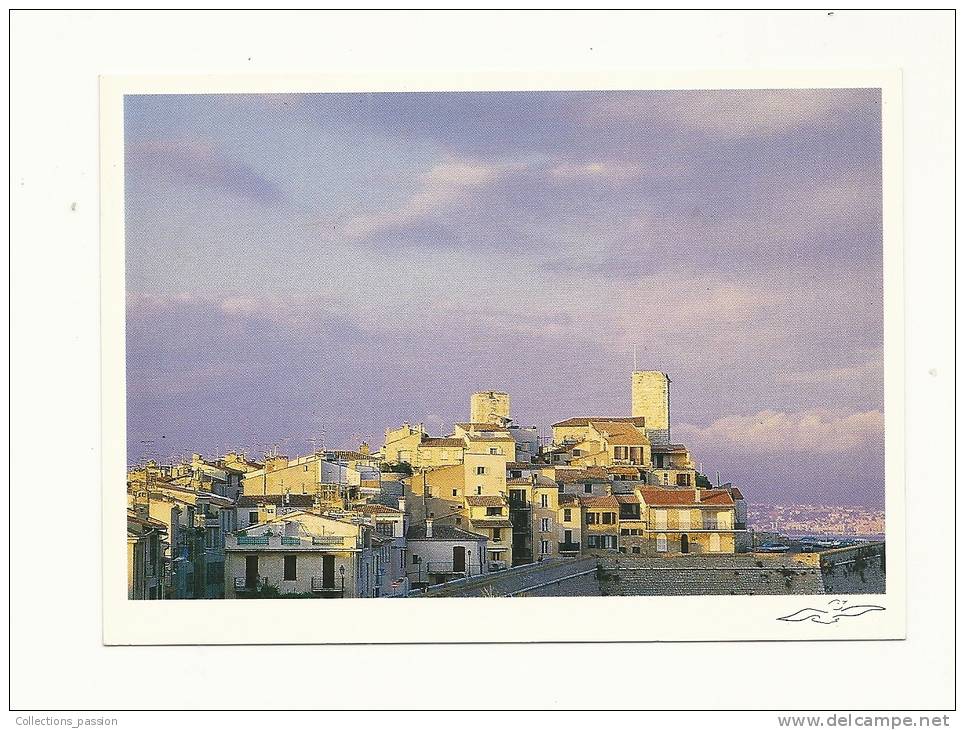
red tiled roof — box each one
[470,519,514,530]
[465,495,507,507]
[558,494,580,506]
[730,487,745,501]
[579,495,619,509]
[556,467,610,484]
[614,494,641,504]
[640,488,734,507]
[607,466,642,476]
[588,420,649,446]
[359,503,402,515]
[552,416,647,428]
[421,438,465,448]
[651,444,689,453]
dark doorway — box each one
[453,545,466,573]
[680,534,689,554]
[245,555,258,590]
[322,555,336,588]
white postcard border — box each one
[101,69,904,645]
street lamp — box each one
[339,564,346,598]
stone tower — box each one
[631,371,671,444]
[470,391,511,425]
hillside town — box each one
[127,370,880,600]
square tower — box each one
[470,391,511,425]
[631,371,670,444]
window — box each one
[376,521,394,536]
[563,508,572,522]
[540,518,550,532]
[476,466,486,475]
[584,484,592,494]
[541,540,550,555]
[476,486,482,495]
[662,472,669,485]
[412,554,421,564]
[283,555,297,581]
[489,447,499,455]
[540,494,549,508]
[621,528,630,536]
[632,546,641,554]
[586,513,598,525]
[248,511,258,525]
[486,506,502,516]
[455,517,461,525]
[572,449,582,456]
[656,534,668,552]
[492,528,501,541]
[452,489,458,497]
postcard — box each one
[101,70,903,644]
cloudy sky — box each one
[125,89,883,507]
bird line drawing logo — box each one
[777,599,885,624]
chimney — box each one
[694,486,701,504]
[425,517,433,538]
[398,497,406,513]
[359,441,370,456]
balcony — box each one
[558,542,581,554]
[310,577,344,596]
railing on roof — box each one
[281,536,302,546]
[311,535,345,546]
[237,535,269,545]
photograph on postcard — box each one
[112,82,896,630]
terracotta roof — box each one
[579,495,620,509]
[470,519,514,530]
[556,467,610,484]
[651,444,689,453]
[614,494,642,504]
[421,438,465,448]
[236,494,316,508]
[553,416,647,428]
[607,466,642,476]
[730,487,745,500]
[558,494,580,506]
[326,450,374,461]
[589,420,649,446]
[455,422,509,432]
[507,461,542,469]
[640,488,734,507]
[506,477,532,486]
[464,432,515,442]
[465,495,507,507]
[359,503,402,515]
